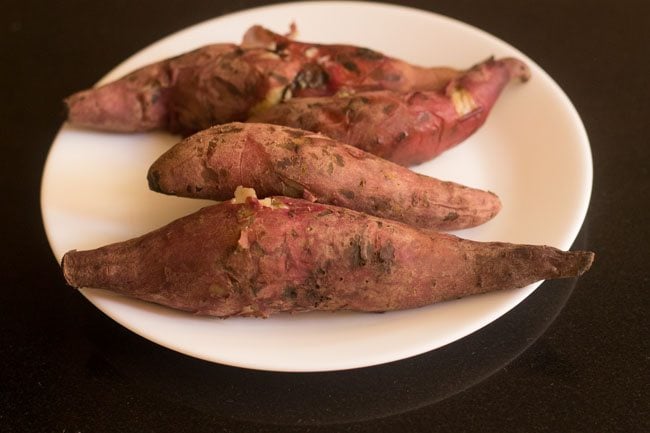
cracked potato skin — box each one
[147,122,502,231]
[62,197,594,318]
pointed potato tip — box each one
[571,250,595,276]
[489,190,503,213]
[63,91,87,124]
[147,166,162,193]
[553,249,594,279]
[503,57,531,83]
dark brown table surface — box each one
[2,1,648,431]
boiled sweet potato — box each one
[147,122,501,231]
[250,57,531,166]
[65,25,463,135]
[61,191,594,318]
[64,43,296,134]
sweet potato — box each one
[147,122,501,231]
[250,57,531,166]
[65,25,463,135]
[64,43,298,134]
[61,191,594,318]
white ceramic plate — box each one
[41,1,592,372]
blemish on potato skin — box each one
[278,140,301,153]
[207,140,217,157]
[348,236,367,268]
[377,242,396,272]
[209,284,229,297]
[283,286,298,300]
[275,157,295,170]
[411,193,430,208]
[444,212,459,221]
[370,196,392,213]
[341,60,360,73]
[213,76,244,97]
[340,189,355,200]
[382,103,398,115]
[279,178,305,197]
[201,166,220,184]
[250,241,266,255]
[334,154,345,167]
[369,68,402,83]
[354,47,383,60]
[285,128,307,138]
[293,64,329,90]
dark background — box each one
[2,0,648,432]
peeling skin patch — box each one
[249,86,285,116]
[237,228,251,249]
[450,87,478,116]
[231,186,288,209]
[232,186,257,203]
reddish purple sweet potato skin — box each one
[61,197,594,318]
[250,57,531,166]
[65,44,301,134]
[147,122,501,231]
